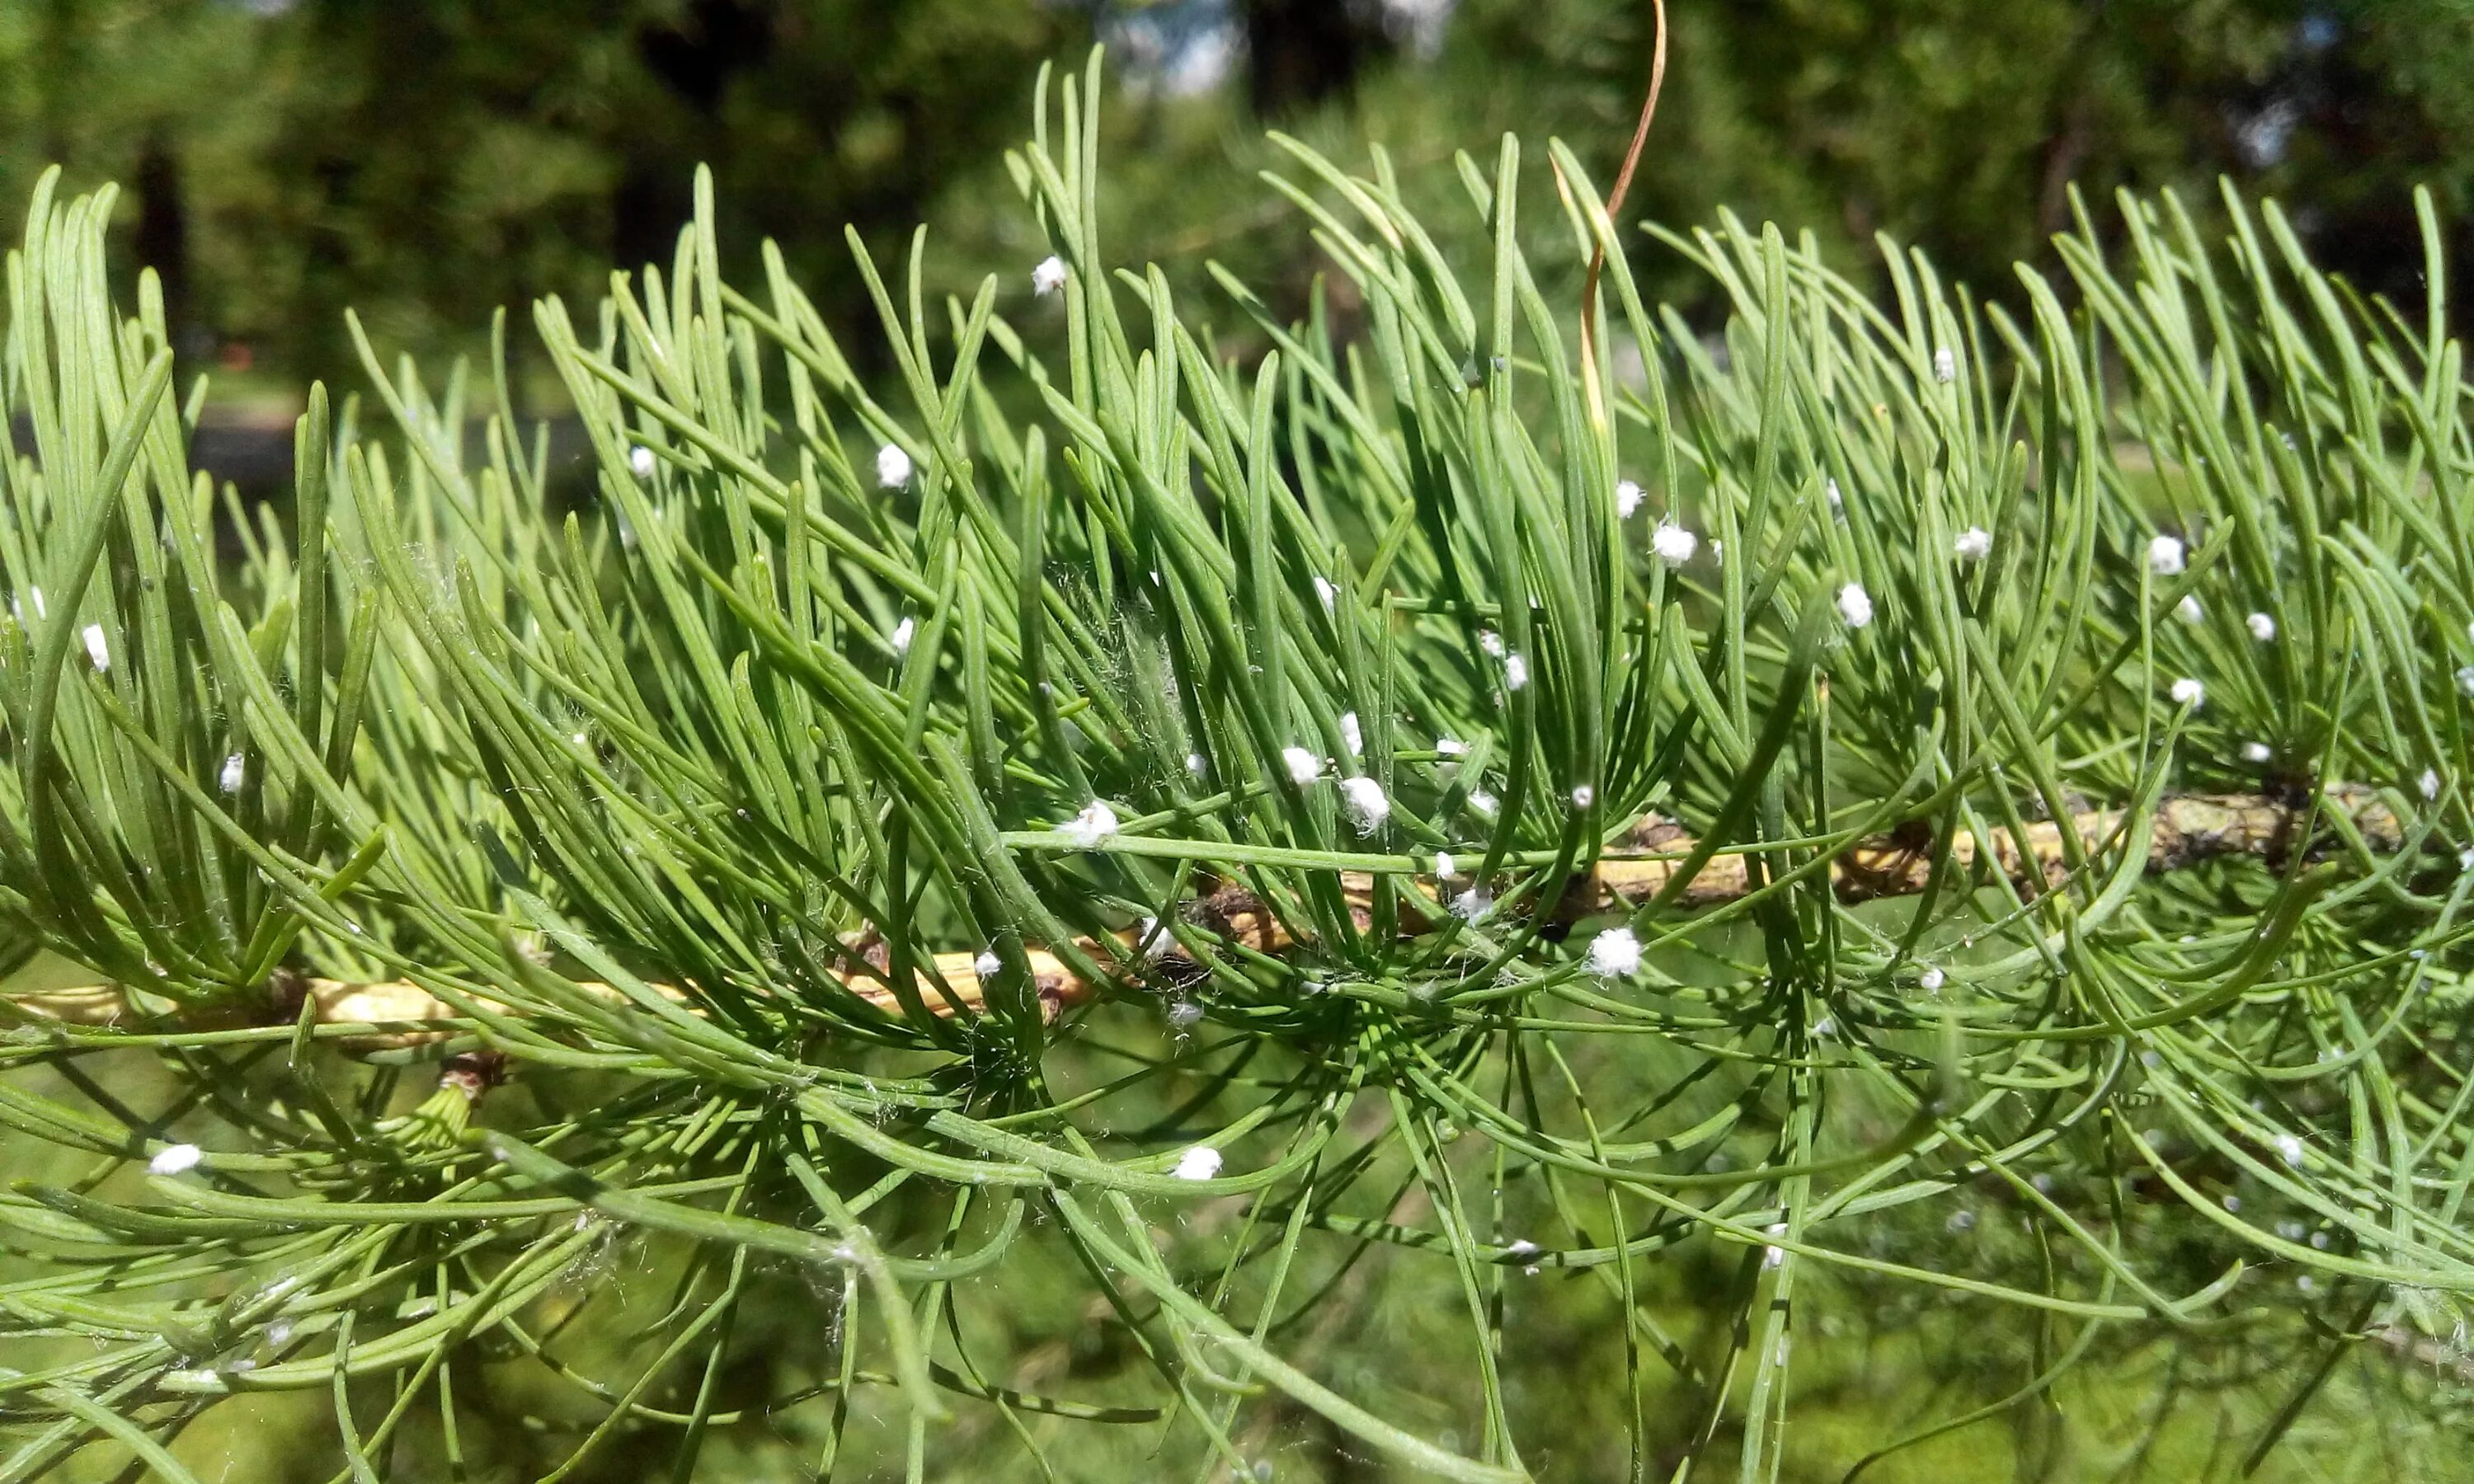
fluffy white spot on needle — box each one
[1650,521,1697,568]
[1933,345,1956,383]
[1339,711,1362,756]
[1282,746,1323,786]
[888,617,915,656]
[1173,1146,1222,1181]
[1614,479,1644,518]
[2247,612,2278,642]
[2147,534,2185,575]
[628,444,656,478]
[149,1144,203,1176]
[1836,583,1874,629]
[875,443,913,489]
[219,754,246,795]
[81,623,109,671]
[1339,776,1390,834]
[1953,526,1992,561]
[1586,927,1642,978]
[1060,801,1119,848]
[1032,255,1067,295]
[2169,677,2205,708]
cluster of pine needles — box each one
[5,50,2474,1483]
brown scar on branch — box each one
[1,785,2413,1050]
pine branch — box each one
[7,784,2410,1047]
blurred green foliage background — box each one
[7,0,2474,396]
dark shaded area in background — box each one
[4,0,2470,493]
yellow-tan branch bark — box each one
[1,786,2407,1048]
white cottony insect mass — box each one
[1436,735,1470,757]
[2247,612,2278,641]
[1340,711,1362,756]
[2175,594,2204,624]
[1313,575,1338,615]
[1173,1146,1223,1181]
[2421,768,2442,801]
[1650,521,1697,568]
[1282,746,1322,786]
[2169,677,2205,707]
[1586,928,1642,978]
[1836,583,1874,628]
[875,443,913,489]
[628,444,656,477]
[1032,254,1067,294]
[81,623,109,671]
[888,617,915,656]
[2147,534,2186,575]
[1615,478,1644,517]
[1432,851,1458,880]
[2241,741,2273,763]
[1953,527,1992,561]
[1503,653,1529,691]
[1339,776,1390,834]
[148,1144,203,1176]
[1060,801,1119,848]
[974,951,1003,979]
[1933,345,1956,383]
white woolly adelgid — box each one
[1503,653,1529,691]
[2458,665,2474,698]
[2147,533,2186,575]
[1835,582,1874,629]
[1059,800,1118,848]
[2420,768,2443,801]
[1932,345,1956,383]
[1339,711,1362,756]
[81,622,110,671]
[2241,740,2273,763]
[1478,629,1505,658]
[1338,776,1390,834]
[1432,851,1458,880]
[1031,254,1067,294]
[888,617,915,656]
[2169,677,2205,708]
[1173,1146,1222,1181]
[219,754,247,795]
[2175,594,2204,624]
[1614,478,1644,518]
[1952,526,1992,561]
[1282,745,1322,786]
[1312,575,1338,615]
[2247,611,2278,642]
[1585,927,1642,978]
[973,950,1003,979]
[1450,884,1493,922]
[628,444,656,478]
[874,442,913,489]
[1435,735,1470,758]
[148,1144,203,1176]
[1650,520,1696,568]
